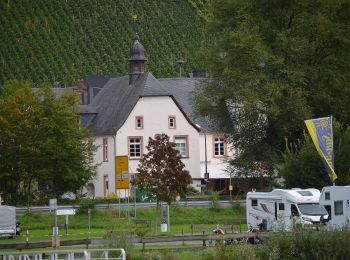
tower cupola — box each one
[129,34,147,85]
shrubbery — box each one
[258,230,350,259]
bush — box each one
[258,230,350,259]
[203,244,256,260]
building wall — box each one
[90,135,115,198]
[115,96,201,184]
[198,134,233,179]
[89,97,234,197]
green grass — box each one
[3,204,245,242]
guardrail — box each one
[16,200,246,214]
[131,233,258,250]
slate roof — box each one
[84,72,175,135]
[80,73,213,135]
[158,78,212,133]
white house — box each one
[77,37,233,198]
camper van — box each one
[320,186,350,229]
[246,188,328,231]
[0,205,16,238]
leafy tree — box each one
[0,80,97,204]
[194,0,350,177]
[282,121,350,189]
[131,134,192,232]
[131,134,192,204]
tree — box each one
[131,134,192,232]
[282,121,350,189]
[194,0,350,177]
[131,133,192,204]
[0,80,97,204]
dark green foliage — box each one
[0,80,97,204]
[258,230,350,260]
[0,0,206,86]
[194,0,350,177]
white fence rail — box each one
[0,249,126,260]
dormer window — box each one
[168,116,176,129]
[135,116,143,129]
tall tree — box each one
[194,0,350,177]
[131,134,192,232]
[0,80,97,204]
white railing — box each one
[0,249,126,260]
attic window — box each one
[168,116,176,129]
[135,116,143,129]
[296,191,313,196]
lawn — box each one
[1,204,246,242]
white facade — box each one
[198,134,234,180]
[89,96,209,198]
[91,135,115,198]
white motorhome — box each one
[320,186,350,229]
[246,188,328,231]
[0,205,16,238]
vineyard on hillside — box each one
[0,0,207,86]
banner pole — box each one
[331,115,335,186]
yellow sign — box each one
[115,156,129,189]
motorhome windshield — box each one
[297,203,327,215]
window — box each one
[296,191,313,196]
[252,199,257,207]
[102,138,108,161]
[213,136,225,156]
[135,116,143,129]
[291,204,299,217]
[279,203,285,210]
[334,200,343,215]
[168,116,176,129]
[175,136,188,157]
[129,137,142,159]
[325,192,330,200]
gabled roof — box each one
[82,73,213,135]
[85,72,173,135]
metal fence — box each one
[0,249,126,260]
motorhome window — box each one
[297,203,328,216]
[279,203,285,210]
[334,200,343,215]
[252,199,257,206]
[325,192,330,200]
[291,204,299,217]
[296,191,313,196]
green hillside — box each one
[0,0,207,86]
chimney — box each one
[129,34,147,85]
